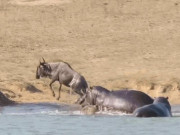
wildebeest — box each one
[36,58,88,102]
[133,97,172,117]
[80,86,154,113]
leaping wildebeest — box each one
[36,58,88,102]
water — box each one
[0,103,180,135]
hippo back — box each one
[133,97,172,117]
[103,90,154,113]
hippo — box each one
[80,86,154,113]
[133,97,172,117]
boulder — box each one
[0,91,15,106]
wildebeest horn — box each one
[39,60,43,65]
[39,57,46,65]
[42,57,46,63]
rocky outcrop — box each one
[0,91,15,106]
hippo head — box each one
[79,86,110,107]
[154,97,171,111]
[81,87,96,105]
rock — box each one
[0,91,15,106]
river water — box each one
[0,103,180,135]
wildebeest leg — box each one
[97,105,103,111]
[75,94,86,104]
[49,80,56,97]
[57,84,62,100]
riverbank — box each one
[0,0,180,104]
[1,77,180,105]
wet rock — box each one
[0,91,15,106]
[81,105,98,115]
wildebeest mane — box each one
[58,59,73,69]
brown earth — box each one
[0,0,180,105]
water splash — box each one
[1,103,180,117]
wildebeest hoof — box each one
[74,100,80,104]
[74,98,81,104]
[52,93,55,97]
[81,105,98,115]
[74,100,83,105]
[56,97,60,100]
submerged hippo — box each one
[80,86,154,113]
[133,97,172,117]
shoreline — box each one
[1,77,180,105]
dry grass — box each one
[0,0,180,104]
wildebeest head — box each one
[36,58,52,79]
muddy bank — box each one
[1,77,180,105]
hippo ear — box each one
[154,97,156,99]
[166,97,169,100]
[89,86,94,91]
